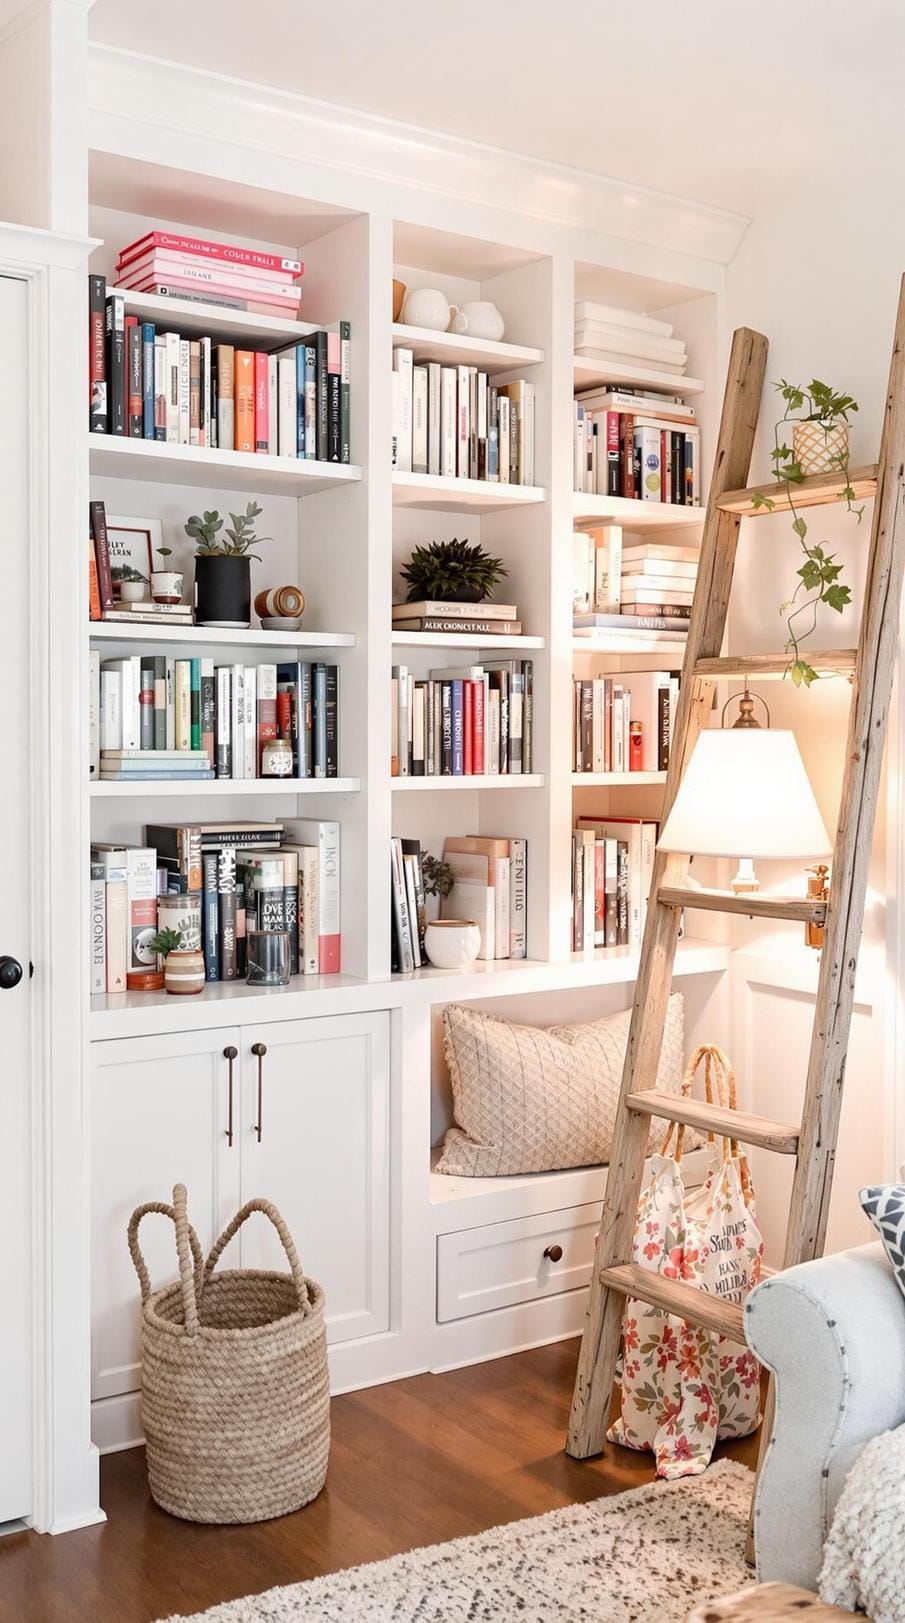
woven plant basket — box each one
[128,1184,330,1524]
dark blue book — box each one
[202,850,220,981]
[296,343,306,457]
[142,322,155,439]
[451,679,464,775]
[276,661,313,777]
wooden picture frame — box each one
[105,514,161,598]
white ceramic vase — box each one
[151,570,184,605]
[424,919,481,970]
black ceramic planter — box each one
[194,555,251,627]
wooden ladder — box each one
[566,278,905,1466]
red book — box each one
[116,247,300,288]
[254,352,269,453]
[116,230,304,280]
[622,413,636,500]
[473,678,485,773]
[116,269,302,309]
[276,684,292,740]
[463,681,474,774]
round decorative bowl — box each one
[260,616,304,632]
[424,919,481,970]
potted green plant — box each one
[186,501,271,627]
[150,537,183,606]
[148,926,205,997]
[421,853,454,922]
[115,563,149,604]
[400,538,508,605]
[753,378,863,687]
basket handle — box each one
[659,1043,703,1161]
[695,1044,756,1203]
[127,1184,203,1336]
[204,1197,310,1311]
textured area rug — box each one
[159,1459,755,1622]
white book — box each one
[443,875,495,961]
[622,573,697,595]
[498,396,510,483]
[456,364,470,478]
[164,331,180,443]
[575,388,696,423]
[426,361,441,475]
[591,524,622,612]
[494,855,511,961]
[412,364,428,474]
[165,656,175,751]
[282,819,341,973]
[403,854,422,967]
[267,355,278,455]
[575,345,687,376]
[243,665,257,779]
[390,838,414,973]
[574,407,586,493]
[612,688,625,772]
[230,663,245,780]
[574,300,675,338]
[89,862,106,996]
[487,689,501,773]
[634,425,662,501]
[394,664,410,777]
[153,338,167,441]
[216,665,231,776]
[102,657,140,750]
[278,354,296,457]
[89,649,100,778]
[622,556,699,578]
[574,324,687,363]
[391,370,402,468]
[178,339,191,444]
[509,838,527,959]
[592,677,607,772]
[174,659,191,751]
[393,348,413,472]
[583,834,595,950]
[523,381,536,486]
[622,585,695,605]
[440,366,457,477]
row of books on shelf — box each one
[393,350,536,485]
[391,660,533,777]
[390,833,527,971]
[573,532,697,631]
[573,669,680,775]
[89,653,338,780]
[573,386,699,504]
[90,819,340,995]
[571,816,655,952]
[573,300,692,379]
[88,275,351,462]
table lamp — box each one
[658,686,832,893]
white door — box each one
[0,273,34,1522]
[90,1029,242,1444]
[239,1013,391,1344]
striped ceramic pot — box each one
[164,949,206,995]
[793,419,849,476]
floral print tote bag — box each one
[608,1044,765,1478]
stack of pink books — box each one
[114,231,305,319]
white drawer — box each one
[437,1202,598,1323]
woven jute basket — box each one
[128,1184,330,1524]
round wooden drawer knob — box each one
[543,1244,563,1262]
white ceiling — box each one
[89,0,904,218]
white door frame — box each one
[0,221,102,1533]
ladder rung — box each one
[659,885,827,924]
[626,1089,800,1154]
[695,651,857,682]
[718,464,878,516]
[599,1263,746,1341]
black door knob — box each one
[0,956,23,990]
[543,1243,563,1263]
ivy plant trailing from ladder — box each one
[751,379,863,686]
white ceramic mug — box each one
[424,919,481,970]
[448,301,505,341]
[400,287,451,332]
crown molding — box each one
[0,219,98,270]
[87,45,750,266]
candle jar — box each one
[246,930,291,986]
[261,737,294,778]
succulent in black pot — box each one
[400,537,508,605]
[186,502,271,627]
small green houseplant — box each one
[150,536,183,607]
[186,502,271,627]
[400,538,508,605]
[752,379,862,686]
[421,854,455,923]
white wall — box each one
[725,190,905,1257]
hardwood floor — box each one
[0,1339,760,1623]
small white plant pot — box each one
[151,570,184,605]
[424,919,481,970]
[119,579,147,603]
[793,419,849,477]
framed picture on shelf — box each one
[106,514,161,599]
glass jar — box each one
[246,930,291,986]
[261,737,294,778]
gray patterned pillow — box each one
[861,1184,905,1294]
[436,992,685,1177]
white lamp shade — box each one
[658,728,832,860]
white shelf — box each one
[89,435,362,495]
[391,773,544,791]
[573,354,706,396]
[391,630,544,651]
[90,622,355,649]
[393,472,545,512]
[90,776,361,798]
[392,322,544,373]
[114,289,318,345]
[572,771,666,787]
[573,634,688,656]
[573,491,704,531]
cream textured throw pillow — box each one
[435,993,685,1177]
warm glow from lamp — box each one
[658,729,832,861]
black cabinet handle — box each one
[0,956,23,990]
[543,1244,563,1263]
[251,1042,267,1141]
[223,1046,238,1146]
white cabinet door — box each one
[91,1029,242,1404]
[238,1012,391,1344]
